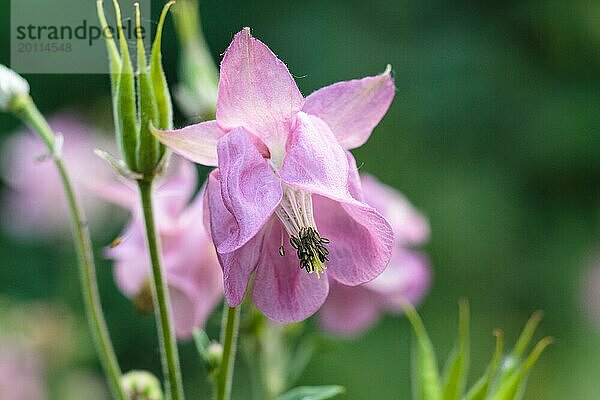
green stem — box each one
[14,96,126,400]
[216,305,241,400]
[138,179,185,400]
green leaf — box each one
[193,328,211,361]
[487,337,552,400]
[512,311,543,359]
[286,337,316,386]
[113,0,138,170]
[134,3,159,173]
[442,299,470,400]
[276,386,345,400]
[491,311,544,393]
[151,1,174,133]
[402,301,442,400]
[463,330,504,400]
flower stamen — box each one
[275,185,330,277]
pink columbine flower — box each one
[96,158,223,339]
[0,112,113,239]
[319,174,431,336]
[154,28,396,323]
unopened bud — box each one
[0,64,30,112]
[206,341,223,370]
[121,370,163,400]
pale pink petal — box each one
[346,150,364,201]
[154,158,198,220]
[216,28,304,151]
[279,112,350,202]
[361,174,430,245]
[215,128,282,253]
[153,120,225,167]
[367,249,431,310]
[206,170,263,306]
[318,281,381,336]
[87,178,137,209]
[109,217,149,296]
[302,68,395,149]
[313,195,394,286]
[252,221,329,323]
[168,282,199,339]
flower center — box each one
[274,185,330,278]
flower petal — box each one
[302,68,395,149]
[252,221,329,323]
[367,249,431,310]
[206,170,264,306]
[318,281,381,336]
[345,150,364,201]
[168,281,200,340]
[216,128,282,253]
[153,120,225,167]
[217,28,304,154]
[360,174,430,245]
[154,157,198,221]
[313,195,394,286]
[279,112,350,202]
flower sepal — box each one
[96,0,174,177]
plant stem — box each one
[138,179,185,400]
[216,305,241,400]
[14,97,126,400]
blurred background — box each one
[1,0,600,398]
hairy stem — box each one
[15,97,126,400]
[216,305,241,400]
[138,179,185,400]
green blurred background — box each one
[1,0,600,398]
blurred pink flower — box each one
[154,28,396,323]
[97,158,223,339]
[319,174,431,336]
[0,341,47,400]
[0,111,113,239]
[581,264,600,331]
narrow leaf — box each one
[402,301,442,400]
[442,299,470,400]
[488,337,552,400]
[512,311,543,359]
[276,386,345,400]
[193,329,211,361]
[287,337,316,386]
[492,311,544,390]
[463,330,504,400]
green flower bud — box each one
[0,64,30,112]
[97,0,174,177]
[172,0,218,120]
[206,341,224,370]
[121,370,163,400]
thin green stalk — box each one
[138,179,185,400]
[216,305,241,400]
[14,96,126,400]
